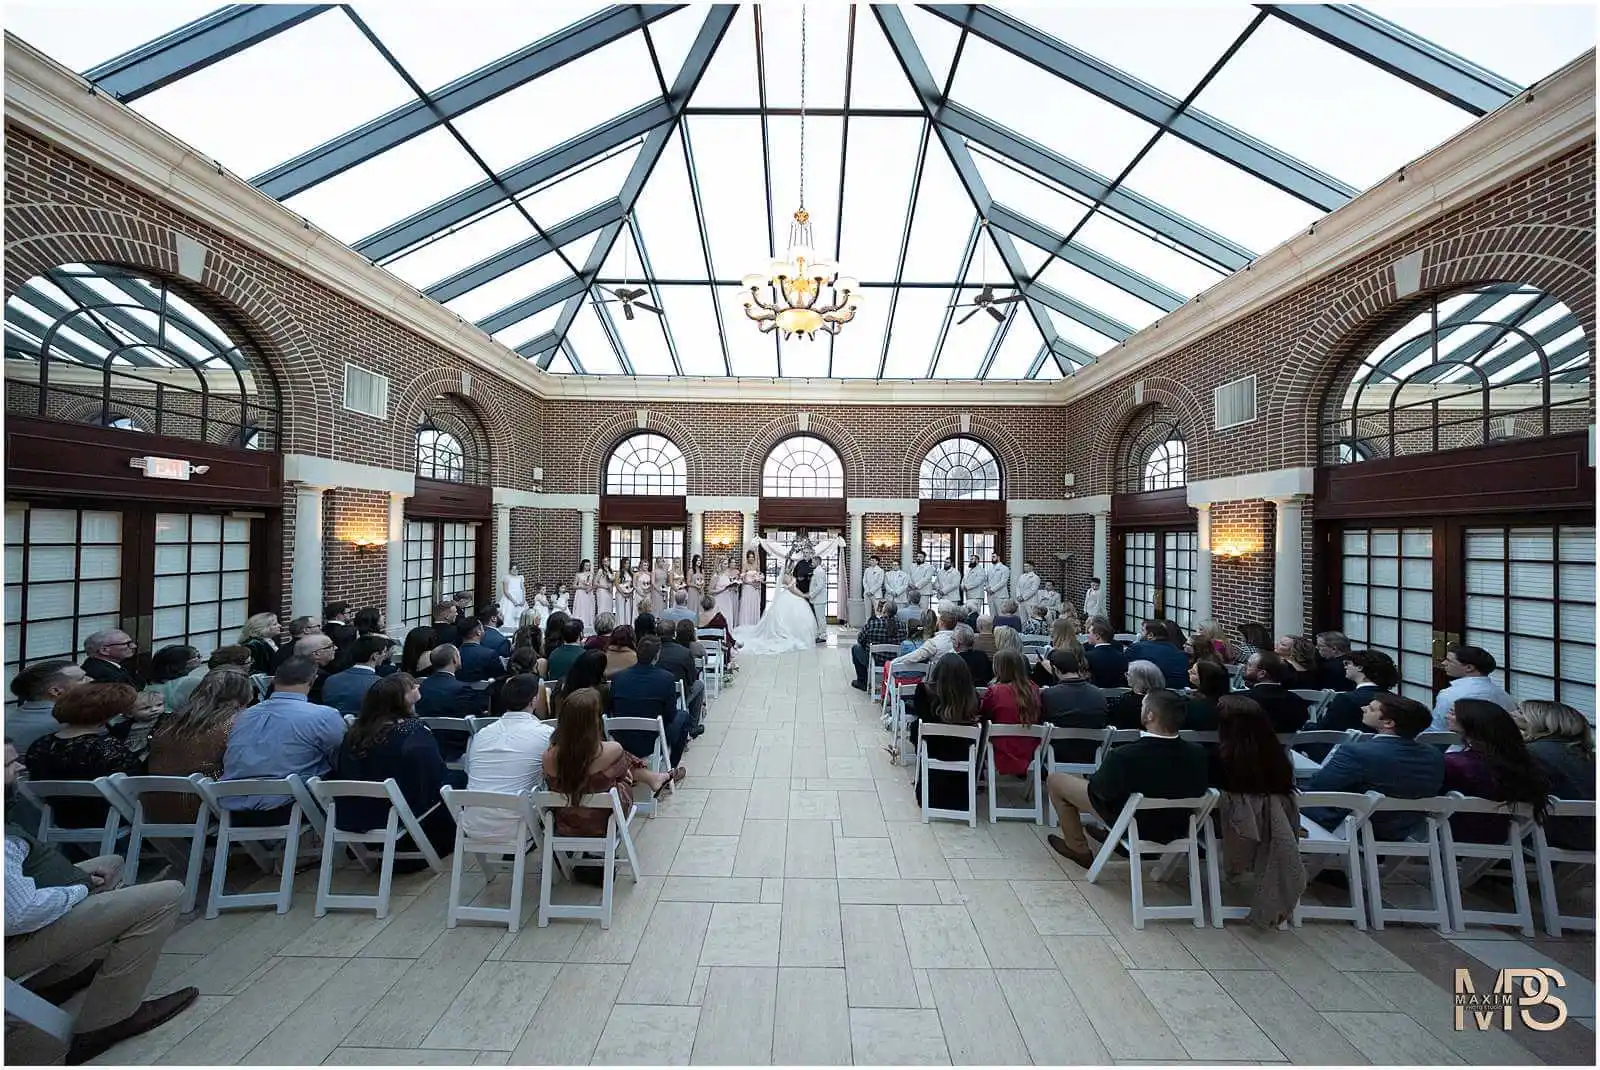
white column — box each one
[689,510,704,564]
[580,509,597,565]
[742,511,756,552]
[292,483,327,618]
[1193,503,1213,626]
[848,511,866,627]
[386,491,408,633]
[493,503,512,582]
[1092,511,1111,586]
[900,512,915,573]
[1273,496,1307,638]
[1009,513,1025,577]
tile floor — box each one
[12,634,1595,1065]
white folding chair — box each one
[867,644,901,701]
[603,715,672,814]
[1113,633,1137,644]
[105,772,212,914]
[420,717,477,773]
[306,776,445,918]
[1360,795,1457,933]
[535,788,639,929]
[195,775,324,919]
[1285,729,1361,782]
[1439,793,1535,936]
[1291,689,1335,721]
[1178,730,1219,745]
[16,779,128,858]
[890,682,922,764]
[343,713,357,727]
[5,975,73,1044]
[1086,789,1220,929]
[1020,634,1050,649]
[1532,798,1595,937]
[917,723,984,827]
[467,715,499,736]
[1289,790,1382,929]
[440,786,539,934]
[984,723,1050,824]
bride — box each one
[732,560,819,656]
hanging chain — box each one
[798,1,808,209]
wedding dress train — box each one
[732,582,819,656]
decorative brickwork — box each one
[323,488,389,612]
[863,514,903,561]
[1208,500,1277,643]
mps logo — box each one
[1454,968,1568,1032]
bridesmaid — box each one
[572,558,597,631]
[686,554,704,611]
[711,557,739,625]
[652,557,670,610]
[669,557,687,608]
[595,558,615,624]
[617,558,636,625]
[738,550,764,628]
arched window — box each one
[105,415,144,432]
[605,433,686,495]
[1120,404,1187,491]
[416,426,465,482]
[1142,438,1186,490]
[1322,283,1590,464]
[919,437,1002,500]
[763,435,844,497]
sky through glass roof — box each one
[6,2,1591,381]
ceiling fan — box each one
[595,218,662,321]
[950,219,1025,324]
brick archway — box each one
[898,416,1030,500]
[391,371,512,484]
[1085,376,1210,495]
[739,413,866,497]
[578,409,707,494]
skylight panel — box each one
[642,8,712,91]
[900,5,963,92]
[5,0,216,73]
[605,303,676,377]
[1072,214,1228,300]
[761,5,848,109]
[517,146,640,233]
[972,154,1093,239]
[1191,17,1476,193]
[820,288,889,378]
[633,135,718,279]
[1037,259,1165,333]
[688,4,758,106]
[836,119,926,282]
[491,303,564,352]
[382,208,537,290]
[850,16,923,109]
[767,116,843,260]
[1383,6,1588,88]
[726,318,779,377]
[882,288,949,378]
[347,3,596,94]
[283,126,484,246]
[984,309,1048,379]
[1045,310,1120,360]
[442,235,597,324]
[131,11,415,180]
[684,117,772,278]
[782,340,832,380]
[899,153,977,284]
[547,348,577,374]
[566,299,622,375]
[652,286,726,376]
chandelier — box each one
[739,4,859,339]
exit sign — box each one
[130,456,208,480]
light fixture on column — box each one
[738,3,859,340]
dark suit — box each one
[416,671,489,719]
[480,628,511,657]
[1089,735,1210,843]
[1247,683,1310,733]
[1319,684,1381,733]
[1083,643,1130,689]
[1040,680,1107,763]
[1304,734,1445,840]
[609,662,689,766]
[81,657,137,686]
[431,621,461,648]
[656,640,705,724]
[326,621,357,652]
[457,641,504,684]
[1316,656,1355,692]
[322,666,380,717]
[956,649,993,687]
[1125,640,1187,689]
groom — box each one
[792,554,828,644]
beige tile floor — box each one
[14,634,1596,1065]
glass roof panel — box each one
[517,144,639,231]
[901,5,964,92]
[1045,310,1121,360]
[850,15,923,109]
[971,152,1094,239]
[726,317,779,377]
[1072,213,1228,300]
[781,338,832,380]
[767,116,844,261]
[687,3,758,106]
[1384,6,1590,87]
[447,32,658,174]
[984,309,1049,379]
[1122,134,1325,255]
[685,117,772,277]
[632,133,716,280]
[760,5,848,109]
[381,206,537,289]
[6,1,214,73]
[566,298,622,375]
[349,3,596,94]
[1033,359,1064,381]
[900,154,977,284]
[1000,6,1259,97]
[819,286,889,378]
[836,119,926,282]
[442,234,597,323]
[491,303,564,352]
[1192,17,1476,192]
[282,126,485,246]
[548,348,577,375]
[653,286,726,376]
[1037,259,1164,333]
[605,304,676,377]
[950,36,1156,179]
[641,8,709,91]
[130,11,416,179]
[883,288,953,378]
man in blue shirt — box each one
[321,636,392,717]
[660,590,698,625]
[476,608,511,657]
[1124,619,1188,689]
[219,657,346,822]
[456,618,505,683]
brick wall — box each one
[1208,500,1276,643]
[322,488,389,611]
[701,511,745,569]
[863,514,902,562]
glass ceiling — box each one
[6,3,1590,382]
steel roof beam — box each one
[97,274,243,364]
[84,4,329,102]
[939,104,1251,272]
[1473,313,1584,381]
[252,5,681,199]
[424,200,626,304]
[1370,284,1528,376]
[355,99,673,261]
[987,203,1183,312]
[676,120,733,375]
[487,276,590,339]
[6,308,107,367]
[1260,4,1518,115]
[35,277,182,368]
[590,294,636,375]
[627,216,684,376]
[924,4,1357,211]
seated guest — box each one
[489,647,545,717]
[511,619,544,662]
[994,599,1024,632]
[896,591,924,632]
[1162,619,1185,647]
[1208,695,1295,793]
[324,602,357,653]
[696,596,735,656]
[1043,688,1209,868]
[1031,616,1087,689]
[972,616,998,655]
[660,590,698,624]
[462,674,554,842]
[1274,635,1320,690]
[1125,619,1188,689]
[353,606,387,640]
[961,603,981,630]
[1243,652,1311,733]
[910,608,938,646]
[1319,650,1397,732]
[274,616,322,669]
[81,629,141,686]
[147,645,206,712]
[1190,621,1234,665]
[219,657,346,825]
[1444,699,1551,844]
[3,744,198,1065]
[1314,631,1356,692]
[585,613,617,652]
[608,634,690,766]
[400,626,440,678]
[477,609,511,657]
[556,650,611,719]
[1304,692,1443,839]
[983,649,1044,777]
[657,619,705,732]
[950,624,993,687]
[542,612,571,658]
[1235,622,1271,664]
[1184,660,1232,731]
[335,674,462,869]
[888,604,960,674]
[1082,621,1129,689]
[546,619,588,681]
[1515,699,1594,849]
[1023,605,1052,636]
[1431,644,1516,732]
[322,635,394,717]
[145,668,255,824]
[852,599,905,692]
[1207,693,1305,925]
[908,654,980,808]
[992,625,1024,658]
[456,618,505,684]
[7,660,88,753]
[416,645,490,720]
[292,633,338,705]
[1109,660,1166,729]
[24,684,146,827]
[603,625,639,680]
[430,601,461,648]
[542,688,683,839]
[208,644,253,672]
[1038,647,1107,764]
[237,613,283,675]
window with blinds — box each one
[1123,532,1157,627]
[1164,531,1198,632]
[1340,527,1436,702]
[151,512,250,654]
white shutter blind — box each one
[1213,375,1257,430]
[342,364,390,419]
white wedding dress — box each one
[732,580,819,656]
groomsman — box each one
[909,551,937,604]
[862,555,886,607]
[936,557,962,607]
[1015,561,1041,619]
[961,556,988,608]
[884,561,910,609]
[1082,576,1104,622]
[985,551,1011,617]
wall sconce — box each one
[871,538,896,552]
[1213,543,1250,561]
[350,536,384,555]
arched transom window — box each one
[417,426,465,482]
[763,435,844,497]
[919,436,1002,500]
[1120,404,1187,492]
[605,433,686,495]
